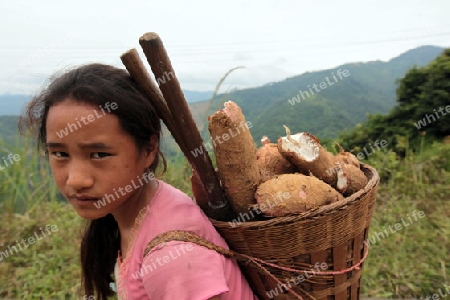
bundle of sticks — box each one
[120,32,235,221]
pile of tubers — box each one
[194,101,368,219]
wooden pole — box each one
[121,41,235,221]
[120,49,187,153]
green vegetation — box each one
[0,116,20,147]
[339,49,450,156]
[0,46,444,146]
[0,202,83,299]
[206,45,444,144]
[361,142,449,298]
[0,137,61,215]
[338,48,450,297]
[1,46,449,299]
[1,138,448,299]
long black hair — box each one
[20,63,166,299]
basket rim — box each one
[211,163,380,228]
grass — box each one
[0,137,449,299]
[360,141,450,297]
[0,202,83,299]
[362,181,449,297]
[0,136,60,215]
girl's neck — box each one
[112,179,158,233]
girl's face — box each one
[45,99,157,219]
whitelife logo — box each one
[288,69,350,106]
[56,102,118,139]
[363,210,425,247]
[420,285,450,300]
[228,191,291,227]
[414,105,450,129]
[325,140,388,176]
[131,243,194,280]
[266,262,328,298]
[190,121,253,158]
[0,153,21,171]
[93,172,155,209]
[0,225,58,262]
[155,71,175,85]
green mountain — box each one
[339,48,450,156]
[0,90,213,117]
[207,45,444,144]
[183,90,213,103]
[0,45,445,153]
[0,94,30,115]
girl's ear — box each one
[144,135,159,168]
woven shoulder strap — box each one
[143,230,241,259]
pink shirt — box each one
[115,180,257,300]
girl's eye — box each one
[52,151,69,158]
[91,152,111,159]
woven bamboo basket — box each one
[210,163,380,300]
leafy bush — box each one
[339,49,450,155]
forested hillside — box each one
[339,48,450,155]
[206,45,444,143]
[0,45,444,155]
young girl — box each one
[21,63,257,300]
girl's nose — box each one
[66,166,94,190]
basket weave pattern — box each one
[210,164,380,300]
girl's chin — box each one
[75,210,110,220]
[70,204,110,220]
[67,199,110,219]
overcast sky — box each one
[0,0,449,94]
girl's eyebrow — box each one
[46,142,64,148]
[78,143,113,150]
[45,142,113,150]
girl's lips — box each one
[69,197,101,208]
[69,195,99,201]
[76,199,98,202]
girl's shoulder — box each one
[150,180,207,223]
[139,180,225,247]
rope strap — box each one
[143,230,369,300]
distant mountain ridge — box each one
[0,45,445,148]
[203,45,445,143]
[183,90,213,103]
[0,94,30,116]
[0,90,213,116]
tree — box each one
[338,49,450,155]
